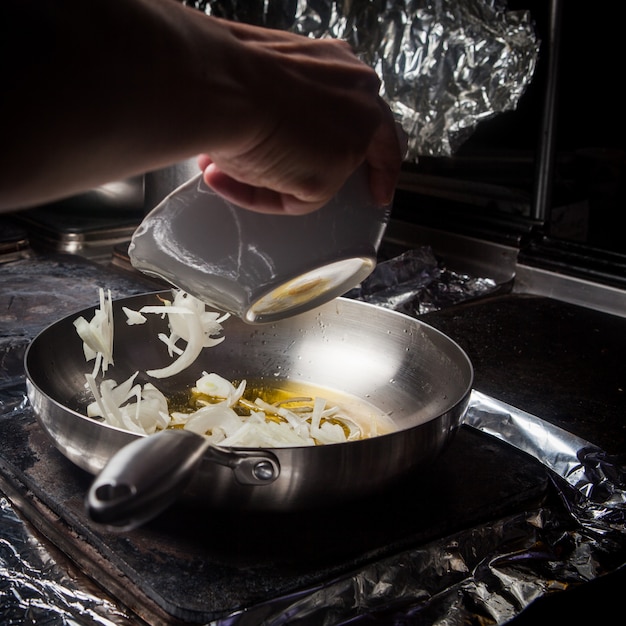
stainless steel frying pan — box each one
[24,292,473,528]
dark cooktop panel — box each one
[0,409,548,624]
[421,294,626,454]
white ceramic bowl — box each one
[129,166,390,323]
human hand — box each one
[196,19,404,215]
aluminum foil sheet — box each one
[185,0,539,158]
[345,246,499,313]
[2,381,625,625]
[0,391,140,626]
[0,497,140,626]
[218,390,626,625]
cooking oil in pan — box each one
[168,379,397,441]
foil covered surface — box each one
[345,246,499,313]
[220,391,626,625]
[0,497,139,626]
[185,0,539,158]
[1,249,625,624]
[2,383,625,625]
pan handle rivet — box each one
[253,460,277,481]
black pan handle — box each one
[86,429,280,530]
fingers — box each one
[199,98,405,214]
[202,162,323,215]
[196,154,212,171]
[194,21,405,215]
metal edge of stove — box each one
[0,217,32,264]
[24,226,139,263]
[384,219,626,319]
[513,264,626,319]
[0,240,32,264]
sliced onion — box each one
[136,291,227,378]
[76,289,391,446]
[183,404,242,437]
[123,307,147,325]
[73,288,114,375]
[86,373,171,435]
[145,309,205,378]
[194,373,246,408]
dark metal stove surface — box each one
[12,204,144,261]
[420,294,626,455]
[0,409,547,624]
[1,251,625,624]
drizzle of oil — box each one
[168,380,310,413]
[166,378,395,439]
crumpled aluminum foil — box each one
[185,0,539,158]
[3,385,625,625]
[345,245,499,313]
[0,497,139,626]
[217,391,626,625]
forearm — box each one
[1,0,251,210]
[1,0,401,214]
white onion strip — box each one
[73,288,114,376]
[146,310,210,378]
[129,291,228,379]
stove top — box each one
[0,406,548,624]
[0,215,30,263]
[1,251,624,625]
[12,206,143,261]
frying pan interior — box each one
[25,291,473,510]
